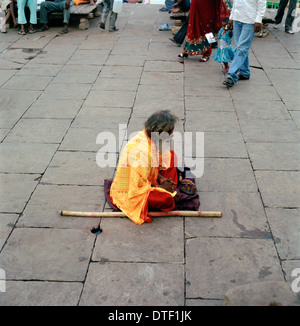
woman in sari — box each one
[178,0,232,62]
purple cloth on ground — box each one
[104,179,200,212]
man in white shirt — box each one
[223,0,266,87]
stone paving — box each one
[0,4,300,306]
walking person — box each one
[99,0,118,32]
[177,0,232,62]
[17,0,37,35]
[223,0,266,87]
[169,15,189,46]
[213,17,235,73]
[273,0,297,34]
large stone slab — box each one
[255,171,300,208]
[24,99,83,119]
[290,111,300,129]
[41,151,115,186]
[72,106,131,129]
[0,228,94,281]
[105,54,146,67]
[230,84,281,101]
[39,83,91,100]
[265,208,300,260]
[84,90,136,108]
[52,64,101,84]
[239,119,300,143]
[18,184,103,229]
[246,143,300,171]
[100,65,143,79]
[60,127,108,152]
[223,281,300,306]
[196,158,258,192]
[92,217,184,263]
[140,71,183,87]
[186,237,284,299]
[16,62,63,77]
[186,131,247,158]
[0,281,82,306]
[92,77,139,92]
[143,60,183,72]
[67,49,109,65]
[79,262,184,305]
[2,75,53,91]
[0,142,58,173]
[185,111,240,132]
[0,173,39,213]
[185,191,270,239]
[234,100,291,120]
[4,118,72,144]
[185,97,235,112]
[0,214,19,249]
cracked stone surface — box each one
[0,4,299,306]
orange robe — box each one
[110,130,176,225]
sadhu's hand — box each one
[159,178,176,192]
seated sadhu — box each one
[110,110,193,225]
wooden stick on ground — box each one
[60,210,222,218]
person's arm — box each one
[254,0,266,31]
[65,0,70,9]
[157,173,176,192]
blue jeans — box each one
[227,21,255,84]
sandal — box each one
[60,28,68,34]
[199,56,210,62]
[223,78,234,87]
[178,52,188,58]
[169,37,181,47]
[38,26,49,32]
[28,28,37,34]
[109,27,119,32]
[18,28,26,35]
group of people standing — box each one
[172,0,296,87]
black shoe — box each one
[100,22,105,29]
[223,78,234,87]
[237,73,250,80]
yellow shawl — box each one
[110,130,173,225]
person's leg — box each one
[227,21,254,84]
[109,11,118,30]
[274,0,289,24]
[28,0,37,26]
[285,0,297,31]
[62,1,70,26]
[17,0,27,30]
[39,0,60,25]
[148,190,175,212]
[100,0,110,27]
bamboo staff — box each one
[60,210,222,218]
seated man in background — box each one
[39,0,70,34]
